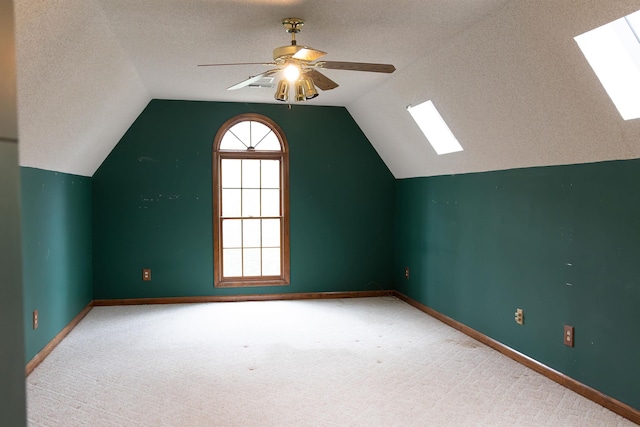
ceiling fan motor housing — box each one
[272,45,306,61]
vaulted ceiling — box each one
[14,0,640,178]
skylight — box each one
[407,100,463,155]
[575,9,640,120]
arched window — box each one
[212,114,290,287]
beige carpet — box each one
[27,297,635,426]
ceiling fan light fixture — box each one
[274,79,289,102]
[295,80,306,102]
[300,75,318,99]
[283,64,301,82]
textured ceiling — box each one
[13,0,640,178]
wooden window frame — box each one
[212,113,290,288]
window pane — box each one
[261,160,280,189]
[261,189,280,217]
[242,159,260,188]
[251,122,272,148]
[243,219,261,247]
[221,159,241,188]
[262,219,280,247]
[262,248,281,275]
[220,132,247,151]
[229,121,250,146]
[256,132,281,151]
[223,249,242,277]
[222,219,242,248]
[222,189,241,217]
[243,248,261,276]
[242,189,260,217]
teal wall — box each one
[92,100,396,299]
[394,160,640,410]
[0,142,26,425]
[19,97,639,414]
[21,167,93,362]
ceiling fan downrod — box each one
[282,17,304,46]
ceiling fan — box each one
[198,18,396,102]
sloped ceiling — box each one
[15,0,149,177]
[14,0,640,178]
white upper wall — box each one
[13,0,640,178]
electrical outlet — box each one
[33,310,38,330]
[514,308,524,325]
[142,269,151,281]
[564,325,574,347]
[404,267,410,280]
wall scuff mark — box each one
[138,156,158,162]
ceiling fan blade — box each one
[318,61,396,73]
[227,69,279,90]
[305,69,339,91]
[198,62,276,67]
[292,47,327,62]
